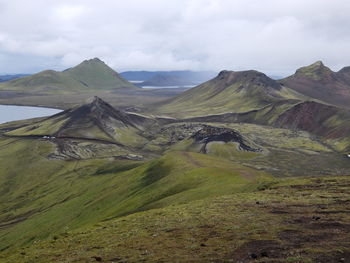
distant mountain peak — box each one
[294,61,333,79]
[74,57,108,69]
[312,60,324,66]
[82,57,104,64]
[216,70,281,90]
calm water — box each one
[0,105,62,124]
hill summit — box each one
[293,61,333,80]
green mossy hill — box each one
[155,70,307,117]
[63,58,134,90]
[280,61,350,109]
[293,61,333,80]
[3,175,349,263]
[5,96,150,147]
[0,58,136,94]
[0,136,272,250]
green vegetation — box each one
[155,70,308,118]
[0,134,272,251]
[0,58,135,94]
[293,61,333,80]
[0,62,349,263]
[2,175,349,262]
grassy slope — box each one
[178,122,350,177]
[0,70,85,94]
[0,58,135,94]
[63,58,134,90]
[155,71,307,118]
[3,175,349,263]
[0,136,272,251]
[180,100,350,153]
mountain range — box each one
[0,59,349,262]
[120,70,217,83]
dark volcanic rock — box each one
[191,125,261,153]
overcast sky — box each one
[0,0,349,76]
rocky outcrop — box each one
[191,125,262,153]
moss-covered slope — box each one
[0,58,135,94]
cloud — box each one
[0,0,349,75]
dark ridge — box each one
[338,66,350,74]
[191,125,261,153]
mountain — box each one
[155,70,307,117]
[121,70,217,83]
[6,96,149,149]
[0,101,273,249]
[63,58,133,90]
[280,61,350,109]
[0,58,135,94]
[140,73,197,87]
[153,69,350,152]
[0,74,30,82]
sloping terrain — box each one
[2,175,349,263]
[180,101,350,153]
[63,58,134,90]
[151,69,350,153]
[275,101,350,152]
[4,96,149,147]
[0,58,135,94]
[0,96,349,262]
[0,134,272,251]
[0,74,30,82]
[0,62,349,262]
[280,61,350,109]
[155,70,307,117]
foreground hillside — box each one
[2,175,349,263]
[0,119,274,251]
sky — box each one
[0,0,350,76]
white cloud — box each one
[0,0,350,75]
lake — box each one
[0,105,62,124]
